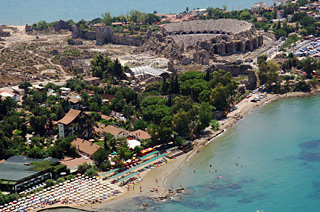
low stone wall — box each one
[112,34,143,46]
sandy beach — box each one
[6,89,316,212]
[78,88,320,211]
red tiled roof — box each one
[61,157,92,168]
[58,109,81,125]
[71,138,102,156]
[102,125,129,136]
[130,129,151,140]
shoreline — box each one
[31,89,320,212]
[80,88,320,211]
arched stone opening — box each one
[225,44,230,55]
[252,38,258,49]
[236,42,242,52]
[245,40,252,51]
[210,31,214,34]
[203,30,208,34]
[189,31,194,34]
[258,35,263,46]
[213,45,218,54]
[196,31,201,34]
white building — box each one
[191,9,207,16]
[125,66,171,80]
[0,90,21,102]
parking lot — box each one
[293,38,320,57]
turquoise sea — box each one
[95,95,320,211]
[0,0,273,25]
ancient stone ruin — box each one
[71,24,143,46]
[141,19,264,62]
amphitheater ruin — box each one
[142,19,264,61]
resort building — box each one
[57,109,92,138]
[0,156,59,193]
[130,129,151,141]
[71,138,102,157]
[68,92,82,110]
[102,125,130,139]
[60,157,93,173]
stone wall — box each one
[96,26,114,45]
[71,25,142,46]
[193,50,209,65]
[112,34,143,46]
[71,25,83,39]
[212,63,252,76]
[193,35,263,56]
[71,25,96,40]
[246,70,257,90]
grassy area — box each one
[233,75,248,82]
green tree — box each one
[257,54,268,65]
[77,163,90,174]
[144,13,160,24]
[173,109,191,137]
[210,119,220,131]
[210,84,229,111]
[27,147,47,158]
[102,12,113,25]
[298,57,318,79]
[129,10,143,23]
[56,177,65,184]
[240,11,252,20]
[198,102,213,130]
[133,119,148,130]
[45,179,55,188]
[258,60,279,88]
[84,167,98,177]
[92,148,109,166]
[101,105,111,115]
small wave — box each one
[206,129,226,145]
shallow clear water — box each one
[0,0,273,25]
[99,95,320,211]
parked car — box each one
[230,105,238,112]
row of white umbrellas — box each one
[0,175,123,212]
